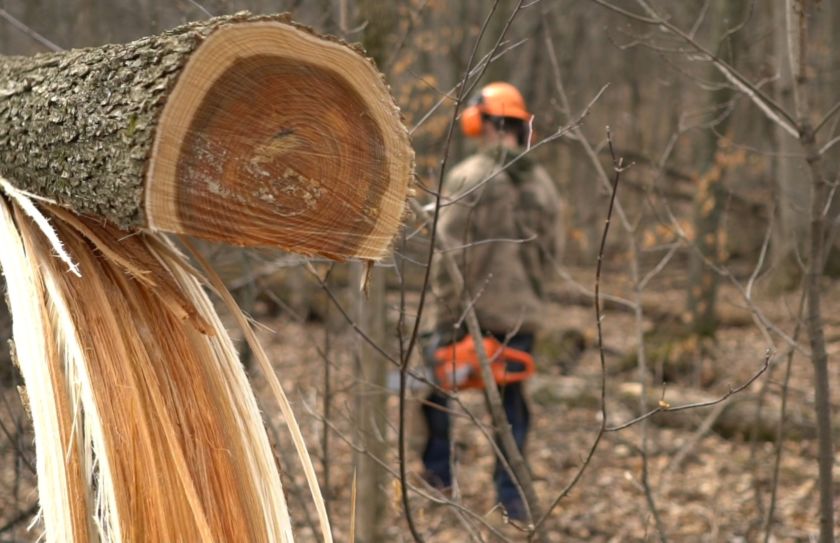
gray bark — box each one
[787,0,834,540]
[685,0,740,337]
[352,264,389,543]
[354,5,395,538]
[770,0,809,288]
[803,124,834,543]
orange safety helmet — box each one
[460,82,532,137]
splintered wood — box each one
[0,12,413,543]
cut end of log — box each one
[145,19,413,260]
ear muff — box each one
[460,105,484,137]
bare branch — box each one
[186,0,214,18]
[543,26,632,232]
[662,207,805,353]
[763,286,807,543]
[688,0,712,39]
[663,400,728,475]
[0,503,38,536]
[0,8,63,52]
[637,242,680,291]
[588,0,659,24]
[536,128,623,530]
[714,65,798,137]
[606,351,773,432]
[590,0,799,136]
[717,0,756,46]
[814,101,840,136]
[397,3,527,540]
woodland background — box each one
[2,0,840,541]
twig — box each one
[606,350,772,432]
[763,287,806,542]
[818,135,840,156]
[349,469,357,543]
[637,243,680,291]
[322,301,333,519]
[549,263,637,310]
[662,208,805,354]
[628,211,667,541]
[0,391,35,475]
[542,21,631,232]
[186,0,214,18]
[0,8,63,52]
[305,263,401,368]
[382,0,431,73]
[641,446,668,543]
[664,400,728,475]
[0,503,38,535]
[589,0,799,136]
[396,2,524,540]
[814,100,840,137]
[534,128,624,531]
[408,40,527,136]
[717,0,756,45]
[688,0,712,40]
[586,0,659,23]
[305,402,514,542]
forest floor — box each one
[0,264,836,542]
[248,264,834,543]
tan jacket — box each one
[432,146,563,335]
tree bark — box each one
[0,12,413,260]
[353,4,397,539]
[787,1,834,540]
[769,0,808,289]
[803,124,835,543]
[352,263,389,543]
[686,0,740,337]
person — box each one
[421,82,563,521]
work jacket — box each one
[431,145,563,336]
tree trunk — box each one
[477,0,514,83]
[0,13,413,260]
[769,0,809,290]
[353,4,396,539]
[686,0,740,337]
[787,1,835,540]
[352,263,390,543]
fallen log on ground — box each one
[0,12,412,260]
[546,285,755,328]
[0,13,412,543]
[529,375,818,441]
[613,382,812,441]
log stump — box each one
[0,13,413,260]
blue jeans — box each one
[421,332,533,516]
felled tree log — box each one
[0,12,413,260]
[0,13,413,542]
[529,376,819,441]
[614,382,820,441]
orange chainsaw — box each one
[433,335,535,391]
